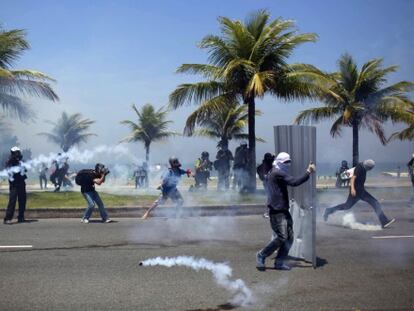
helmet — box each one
[10,146,22,160]
[264,153,275,162]
[10,146,21,153]
[201,151,209,158]
[169,156,181,168]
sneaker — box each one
[275,260,291,271]
[382,218,395,228]
[256,252,266,271]
[81,218,89,224]
[263,213,269,219]
[3,219,12,225]
[104,218,113,223]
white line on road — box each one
[0,245,33,249]
[372,235,414,239]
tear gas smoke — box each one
[342,213,382,231]
[0,144,137,181]
[139,256,254,307]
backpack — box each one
[75,169,95,186]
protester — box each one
[194,151,213,190]
[142,157,191,219]
[142,162,149,188]
[257,153,275,218]
[256,152,315,271]
[408,154,414,207]
[133,165,144,189]
[214,145,233,191]
[335,160,350,188]
[3,147,27,224]
[323,159,395,228]
[257,153,275,192]
[76,163,113,223]
[232,142,249,191]
[39,163,48,190]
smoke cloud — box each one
[0,144,138,181]
[342,213,382,231]
[139,256,254,307]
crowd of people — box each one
[3,145,413,272]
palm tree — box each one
[295,54,414,166]
[184,102,262,148]
[0,26,58,120]
[388,102,414,141]
[120,104,176,162]
[38,112,96,152]
[169,10,320,190]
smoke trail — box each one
[342,213,382,231]
[139,256,254,307]
[0,144,138,181]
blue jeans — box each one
[82,191,109,221]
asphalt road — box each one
[1,206,413,311]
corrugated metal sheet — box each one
[274,125,317,267]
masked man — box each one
[256,152,315,271]
[323,159,395,228]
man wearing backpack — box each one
[76,163,113,223]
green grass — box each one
[0,192,157,209]
[0,186,411,209]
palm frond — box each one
[169,81,225,109]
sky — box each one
[1,0,413,166]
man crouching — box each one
[76,163,113,223]
[256,152,315,271]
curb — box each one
[0,201,410,218]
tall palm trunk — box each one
[352,121,359,167]
[220,137,229,149]
[246,97,257,191]
[145,143,150,163]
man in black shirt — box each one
[215,146,233,191]
[323,159,395,228]
[77,163,112,223]
[256,152,315,271]
[3,147,27,224]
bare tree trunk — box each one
[246,97,257,191]
[352,121,359,167]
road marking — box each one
[372,235,414,239]
[0,245,33,249]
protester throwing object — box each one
[323,159,395,228]
[76,163,113,223]
[142,157,191,219]
[256,152,315,271]
[3,147,28,224]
